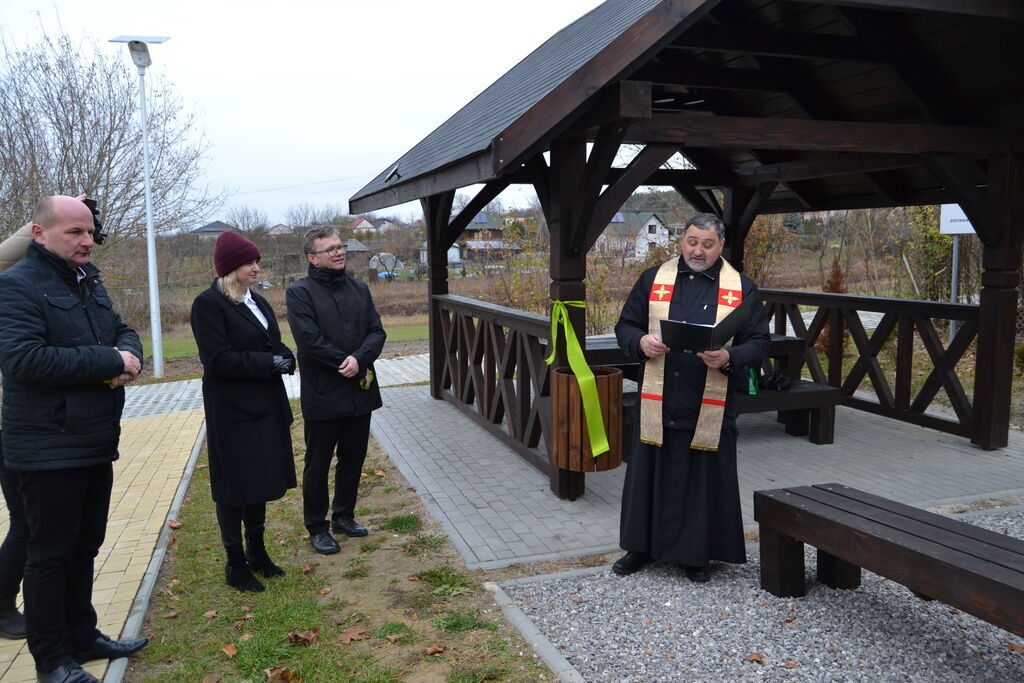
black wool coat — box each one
[285,266,385,421]
[0,242,142,471]
[190,284,296,506]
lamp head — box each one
[127,41,151,68]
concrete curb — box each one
[104,420,207,683]
[484,581,586,683]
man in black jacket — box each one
[0,196,148,682]
[286,227,386,555]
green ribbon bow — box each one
[544,300,609,457]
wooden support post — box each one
[421,192,454,400]
[972,153,1023,449]
[817,548,860,589]
[759,524,806,597]
[546,138,588,500]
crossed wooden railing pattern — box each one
[761,290,980,437]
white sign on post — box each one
[939,204,976,235]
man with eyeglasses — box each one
[286,227,386,555]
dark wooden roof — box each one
[351,0,1024,215]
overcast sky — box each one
[0,0,605,225]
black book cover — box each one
[659,296,752,353]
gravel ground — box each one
[502,506,1024,682]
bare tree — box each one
[225,205,270,235]
[0,30,224,257]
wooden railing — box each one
[761,290,980,437]
[432,294,553,473]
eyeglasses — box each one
[309,245,346,255]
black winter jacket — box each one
[286,266,385,421]
[0,241,142,470]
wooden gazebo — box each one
[351,0,1023,499]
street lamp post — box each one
[110,35,170,377]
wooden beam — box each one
[818,0,1024,21]
[524,154,551,219]
[584,143,681,252]
[422,191,455,400]
[444,178,512,248]
[670,24,877,63]
[673,184,721,217]
[351,153,493,214]
[570,122,629,255]
[627,112,1021,155]
[632,58,787,93]
[924,154,994,246]
[490,1,720,176]
[572,81,653,131]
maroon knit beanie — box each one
[213,231,260,277]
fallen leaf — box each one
[720,610,729,617]
[222,643,237,658]
[167,537,178,550]
[1009,642,1024,654]
[973,652,984,659]
[826,647,836,653]
[374,469,385,476]
[386,635,399,643]
[642,647,652,655]
[746,653,765,665]
[242,614,256,620]
[287,629,319,646]
[319,587,332,595]
[783,661,799,669]
[302,563,313,574]
[645,619,653,625]
[408,576,422,582]
[264,665,296,681]
[784,617,795,623]
[424,645,446,656]
[169,578,181,587]
[949,608,961,615]
[665,653,676,659]
[168,520,183,529]
[758,602,770,607]
[204,610,217,618]
[162,611,178,619]
[360,472,368,478]
[240,634,253,642]
[240,605,252,612]
[338,628,367,643]
[410,614,419,621]
[196,463,208,470]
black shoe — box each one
[310,531,341,554]
[0,605,26,639]
[226,561,265,593]
[36,661,99,682]
[245,537,286,578]
[331,518,368,537]
[612,552,651,576]
[73,634,149,662]
[685,565,710,583]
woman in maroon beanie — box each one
[190,231,297,592]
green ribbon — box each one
[544,300,609,457]
[749,369,758,395]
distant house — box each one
[457,212,506,241]
[349,217,376,233]
[594,211,672,260]
[371,217,400,233]
[190,220,236,238]
[419,241,462,266]
[268,223,293,236]
[464,240,519,261]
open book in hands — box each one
[659,296,752,354]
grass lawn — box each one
[129,401,550,682]
[141,321,428,361]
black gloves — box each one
[272,355,296,374]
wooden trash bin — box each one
[550,366,623,472]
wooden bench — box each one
[754,483,1024,637]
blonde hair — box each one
[216,270,248,304]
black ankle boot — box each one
[224,544,264,593]
[245,532,285,578]
[0,597,25,639]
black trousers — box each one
[215,502,266,548]
[0,433,29,600]
[21,463,112,672]
[302,415,371,534]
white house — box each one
[419,241,462,266]
[593,211,673,260]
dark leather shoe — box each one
[310,531,341,554]
[74,634,148,663]
[331,518,368,537]
[612,552,651,576]
[36,661,99,682]
[685,565,710,583]
[0,605,26,639]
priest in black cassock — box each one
[612,213,769,582]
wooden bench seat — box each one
[754,483,1024,637]
[735,379,842,444]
